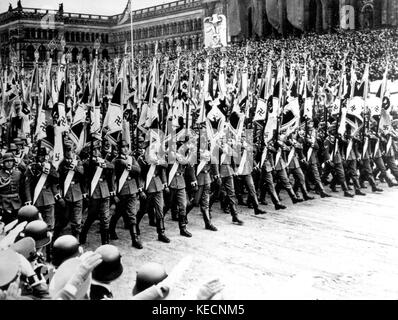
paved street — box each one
[84,185,398,300]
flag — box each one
[118,0,131,25]
[70,85,89,153]
[228,0,242,36]
[266,0,282,33]
[103,81,123,146]
[286,0,305,31]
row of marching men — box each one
[1,115,398,256]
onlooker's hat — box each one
[92,245,123,283]
[0,249,20,289]
[52,235,81,268]
[132,262,168,295]
[21,220,51,249]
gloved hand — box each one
[65,252,102,296]
[139,191,147,201]
[191,181,198,192]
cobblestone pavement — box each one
[83,184,398,300]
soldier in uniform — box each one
[189,147,218,231]
[381,121,398,182]
[286,130,315,201]
[137,139,171,243]
[0,153,24,224]
[269,139,304,204]
[54,142,86,240]
[369,121,398,187]
[79,139,115,245]
[257,144,288,210]
[342,128,366,196]
[322,126,354,197]
[167,138,197,238]
[301,123,331,198]
[11,138,28,173]
[218,138,244,225]
[235,132,266,215]
[24,147,61,231]
[109,140,143,249]
[358,123,384,193]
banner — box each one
[266,0,282,33]
[286,0,305,31]
[204,14,227,48]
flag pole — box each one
[130,0,134,70]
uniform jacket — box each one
[83,158,114,199]
[113,154,141,196]
[0,168,23,211]
[323,137,342,164]
[25,162,59,207]
[167,163,196,190]
[194,163,219,186]
[138,156,167,193]
[59,157,86,202]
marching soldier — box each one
[358,123,384,193]
[257,144,287,210]
[369,121,398,187]
[342,128,366,196]
[54,141,86,240]
[167,139,197,238]
[286,130,315,201]
[137,139,171,243]
[380,120,398,182]
[322,125,354,197]
[24,147,61,231]
[218,137,244,225]
[189,147,218,231]
[0,153,24,224]
[269,139,304,204]
[109,139,143,249]
[79,139,115,245]
[301,122,331,198]
[235,132,267,215]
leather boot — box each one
[232,215,244,225]
[270,193,286,210]
[287,188,303,204]
[342,182,354,197]
[130,224,143,249]
[302,189,315,201]
[171,211,179,222]
[330,181,338,192]
[253,201,266,215]
[259,197,268,206]
[179,216,192,238]
[369,177,383,192]
[79,225,89,245]
[359,180,367,189]
[186,202,195,215]
[355,189,366,196]
[202,209,217,231]
[385,175,398,187]
[157,218,170,243]
[237,195,247,206]
[353,179,366,196]
[320,190,332,198]
[100,229,110,245]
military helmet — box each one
[18,205,40,223]
[132,262,168,295]
[2,152,15,162]
[92,245,123,283]
[21,220,51,249]
[52,235,81,267]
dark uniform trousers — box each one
[81,159,114,244]
[322,138,348,190]
[221,176,238,217]
[240,175,259,208]
[55,199,83,237]
[114,194,138,226]
[55,160,86,238]
[343,139,361,190]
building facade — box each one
[0,0,397,66]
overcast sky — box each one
[0,0,177,15]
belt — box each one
[70,181,76,185]
[202,170,208,173]
[0,193,19,198]
[175,172,182,176]
[127,177,132,181]
[99,178,104,182]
